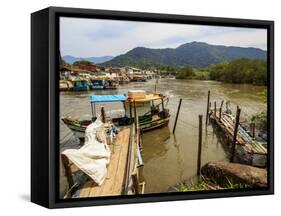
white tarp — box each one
[62,119,111,185]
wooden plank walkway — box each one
[78,127,132,197]
[210,111,267,156]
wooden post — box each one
[61,154,74,190]
[230,106,241,162]
[132,172,139,194]
[133,101,138,132]
[250,123,256,139]
[214,101,217,118]
[219,107,222,122]
[220,100,224,110]
[206,90,210,125]
[101,106,106,123]
[173,98,182,134]
[220,100,224,122]
[129,101,132,119]
[161,98,164,111]
[197,115,203,176]
[90,103,94,118]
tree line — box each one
[173,58,267,85]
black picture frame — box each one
[31,6,274,209]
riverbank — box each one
[175,162,267,192]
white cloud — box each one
[60,17,267,57]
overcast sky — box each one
[60,17,267,57]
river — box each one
[59,79,266,196]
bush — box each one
[207,58,267,85]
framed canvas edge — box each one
[33,6,274,209]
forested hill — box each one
[101,42,266,68]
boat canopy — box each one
[90,94,127,103]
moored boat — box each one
[90,79,105,90]
[130,75,146,82]
[89,78,119,90]
[72,79,90,91]
[104,79,119,89]
[62,91,170,140]
[60,80,73,91]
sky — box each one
[60,17,267,58]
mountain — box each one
[63,55,114,64]
[101,42,266,68]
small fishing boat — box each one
[90,79,104,90]
[59,80,73,91]
[62,91,170,140]
[104,79,119,89]
[130,75,146,82]
[89,78,119,90]
[118,76,130,84]
[72,79,90,91]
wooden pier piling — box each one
[206,90,210,125]
[220,100,224,110]
[230,106,241,162]
[250,123,256,139]
[214,101,217,117]
[197,115,203,176]
[209,101,267,167]
[101,106,106,123]
[173,98,182,134]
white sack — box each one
[62,119,111,185]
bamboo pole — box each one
[230,106,241,162]
[197,115,203,176]
[173,98,182,134]
[206,90,210,125]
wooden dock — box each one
[62,125,145,198]
[79,127,131,197]
[209,107,267,167]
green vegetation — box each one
[208,58,267,85]
[175,65,194,79]
[59,54,70,68]
[250,89,267,132]
[102,42,266,68]
[73,60,95,66]
[251,111,267,132]
[175,177,252,192]
[171,58,267,85]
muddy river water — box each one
[59,79,266,196]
